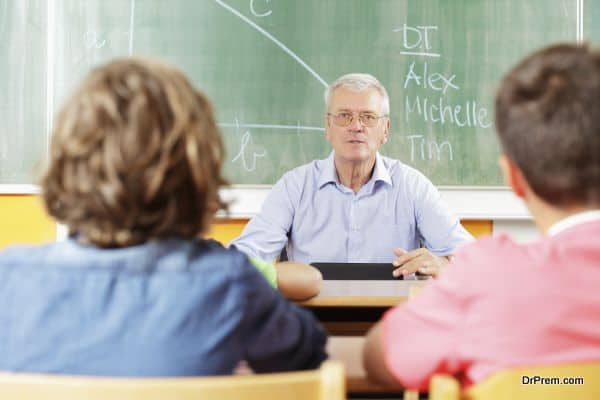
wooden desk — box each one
[300,280,425,335]
[236,337,414,398]
[328,336,421,398]
[297,281,428,397]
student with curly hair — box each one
[0,57,327,376]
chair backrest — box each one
[429,361,600,400]
[0,361,345,400]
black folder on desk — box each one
[310,262,400,280]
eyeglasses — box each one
[327,111,387,128]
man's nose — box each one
[348,115,363,130]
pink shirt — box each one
[382,218,600,390]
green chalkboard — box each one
[1,1,586,186]
[586,0,600,41]
[0,0,48,184]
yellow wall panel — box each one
[207,219,493,245]
[461,220,493,238]
[206,219,247,245]
[0,195,493,250]
[0,195,56,249]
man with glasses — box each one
[231,73,471,277]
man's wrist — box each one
[437,255,454,268]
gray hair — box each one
[324,73,390,115]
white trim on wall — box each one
[0,185,40,194]
[56,223,68,241]
[220,186,532,220]
[0,185,531,220]
[493,219,539,242]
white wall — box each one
[493,219,539,242]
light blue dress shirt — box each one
[231,152,473,264]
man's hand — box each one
[392,248,451,278]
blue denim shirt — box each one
[0,238,327,376]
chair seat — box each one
[0,361,345,400]
[429,361,600,400]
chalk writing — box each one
[397,25,492,132]
[250,0,272,17]
[83,2,134,54]
[405,95,491,128]
[404,61,459,94]
[231,130,267,172]
[221,120,321,171]
[404,135,453,161]
[214,0,328,87]
[393,24,440,57]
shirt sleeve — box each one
[381,260,471,391]
[237,256,328,373]
[248,256,277,288]
[229,174,297,262]
[411,172,473,255]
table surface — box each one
[300,280,426,307]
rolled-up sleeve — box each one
[237,256,327,372]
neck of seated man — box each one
[334,156,376,193]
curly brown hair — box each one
[495,43,600,207]
[41,57,229,247]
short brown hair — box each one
[495,43,600,207]
[42,58,229,247]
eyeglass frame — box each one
[326,111,389,128]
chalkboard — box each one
[1,0,587,186]
[586,0,599,41]
[0,0,48,184]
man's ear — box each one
[381,118,390,144]
[499,154,528,198]
[325,116,332,143]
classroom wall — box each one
[0,195,498,250]
[0,195,56,248]
[208,218,493,243]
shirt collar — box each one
[371,153,393,187]
[317,151,392,189]
[547,210,600,236]
[317,152,338,188]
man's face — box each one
[325,87,389,164]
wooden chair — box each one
[428,361,600,400]
[0,361,345,400]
